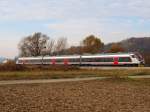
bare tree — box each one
[46,38,55,55]
[18,32,49,57]
[54,37,68,55]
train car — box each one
[81,53,144,66]
[16,53,145,66]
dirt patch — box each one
[0,79,150,112]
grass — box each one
[107,77,150,87]
[0,68,149,80]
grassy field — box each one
[0,68,150,80]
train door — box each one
[52,59,56,65]
[64,59,68,65]
[21,60,24,64]
[23,60,26,64]
[114,57,119,65]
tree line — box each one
[18,32,125,57]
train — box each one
[16,53,145,67]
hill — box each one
[104,37,150,53]
[104,37,150,66]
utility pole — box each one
[79,42,82,66]
[41,46,47,65]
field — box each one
[0,67,150,80]
[0,67,150,111]
[0,78,150,112]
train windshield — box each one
[133,53,144,61]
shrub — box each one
[0,60,26,71]
[24,65,80,71]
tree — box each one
[18,32,49,57]
[46,38,55,55]
[82,35,104,54]
[109,43,125,53]
[54,37,68,55]
[67,46,83,55]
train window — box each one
[82,58,93,62]
[19,60,23,63]
[43,59,51,63]
[82,58,114,62]
[28,60,32,63]
[104,58,114,62]
[82,58,87,62]
[69,58,80,62]
[24,60,28,63]
[56,59,63,62]
[134,53,143,61]
[95,58,113,62]
[35,60,41,62]
[95,58,103,62]
[119,57,131,62]
[21,60,27,63]
[30,59,41,63]
[131,55,136,58]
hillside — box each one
[104,37,150,65]
[104,37,150,53]
[120,37,150,53]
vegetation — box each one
[18,32,50,57]
[104,37,150,66]
[0,60,79,72]
[18,32,68,57]
[0,60,26,71]
[0,61,149,80]
[18,33,105,56]
[109,43,125,53]
[82,35,104,54]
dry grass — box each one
[0,68,149,80]
[0,61,150,80]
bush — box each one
[0,60,26,71]
[24,65,80,71]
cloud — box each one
[0,0,150,57]
[0,0,150,21]
[0,0,59,20]
[47,16,150,45]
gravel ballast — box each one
[0,79,150,112]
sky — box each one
[0,0,150,58]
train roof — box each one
[18,53,135,60]
[82,53,133,58]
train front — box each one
[134,53,145,66]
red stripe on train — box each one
[64,59,68,65]
[114,57,119,65]
[52,59,56,65]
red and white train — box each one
[16,53,145,66]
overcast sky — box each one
[0,0,150,58]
